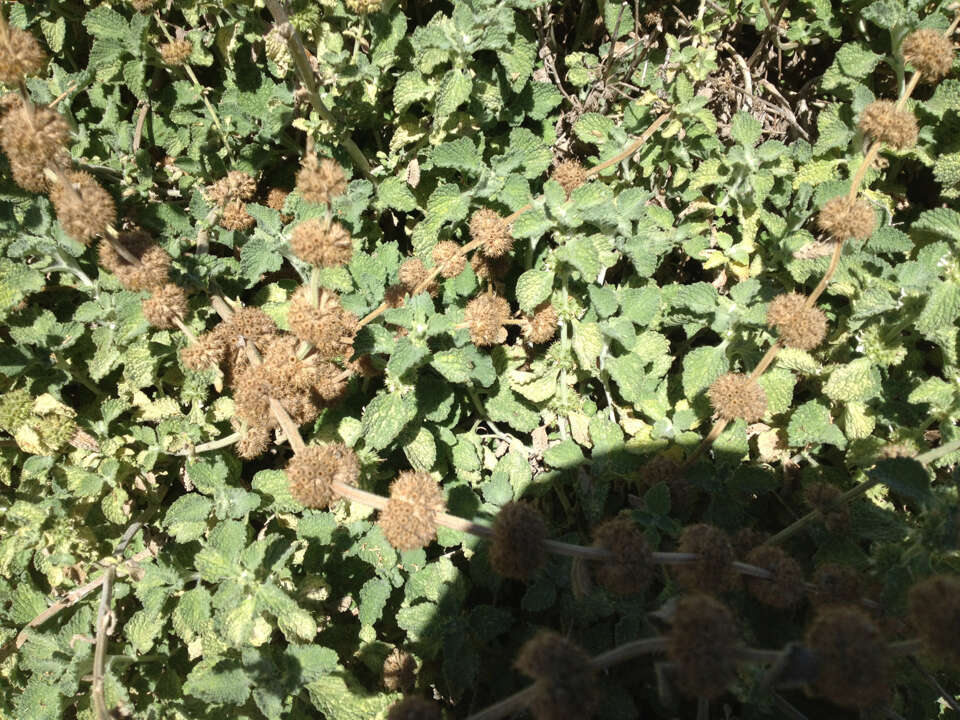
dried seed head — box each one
[181,330,229,372]
[550,159,588,197]
[159,38,193,66]
[639,456,695,514]
[379,471,445,550]
[591,516,653,596]
[858,100,918,150]
[398,257,428,290]
[908,574,960,667]
[490,501,547,580]
[431,240,466,278]
[514,631,599,720]
[0,388,32,433]
[470,252,511,281]
[673,524,739,594]
[902,28,954,82]
[0,26,47,85]
[465,292,510,346]
[668,594,740,699]
[0,104,70,192]
[744,546,805,608]
[142,283,188,329]
[290,217,353,267]
[286,286,357,359]
[386,697,441,720]
[816,195,876,243]
[521,303,558,344]
[810,563,863,608]
[286,443,360,509]
[382,648,416,692]
[296,155,347,205]
[237,426,271,459]
[229,307,278,345]
[129,0,159,10]
[98,232,171,290]
[766,292,828,350]
[803,482,850,532]
[208,170,257,206]
[219,199,255,232]
[469,208,514,258]
[707,373,767,422]
[731,527,769,558]
[50,171,116,244]
[805,606,890,708]
[266,187,290,212]
[345,0,384,14]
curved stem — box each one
[804,241,844,308]
[586,112,672,177]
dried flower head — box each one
[159,38,193,66]
[673,524,739,593]
[766,292,828,350]
[0,25,47,85]
[266,187,290,212]
[290,217,353,267]
[286,443,360,509]
[129,0,159,10]
[142,283,188,329]
[521,303,558,344]
[514,631,599,720]
[464,292,510,346]
[731,527,769,558]
[181,330,229,372]
[99,231,171,291]
[286,286,357,359]
[803,482,850,532]
[550,159,588,196]
[208,170,257,206]
[490,501,547,580]
[908,574,960,667]
[639,455,695,514]
[228,307,278,346]
[379,471,445,550]
[469,208,513,258]
[816,195,876,243]
[431,240,466,278]
[810,563,863,608]
[805,607,890,708]
[382,648,416,692]
[346,0,384,13]
[50,171,116,244]
[668,594,740,699]
[902,28,954,82]
[743,546,804,608]
[219,199,255,232]
[237,426,271,459]
[858,100,918,150]
[707,373,767,422]
[296,155,347,205]
[591,516,653,596]
[0,105,70,192]
[470,252,511,281]
[385,697,441,720]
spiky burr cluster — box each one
[236,425,271,460]
[673,524,739,593]
[908,574,960,667]
[345,0,385,14]
[521,303,558,344]
[431,241,465,278]
[98,231,172,291]
[902,28,954,81]
[206,171,257,231]
[802,481,850,532]
[266,187,290,213]
[470,252,511,281]
[816,195,876,243]
[858,100,918,149]
[464,292,510,346]
[550,159,588,197]
[591,516,653,596]
[128,0,159,10]
[296,154,347,205]
[286,286,358,360]
[142,283,189,329]
[286,443,360,509]
[49,170,116,245]
[766,292,828,350]
[385,697,441,720]
[490,501,547,580]
[0,24,47,84]
[743,546,804,608]
[159,39,193,66]
[469,208,513,257]
[667,594,740,699]
[514,631,599,720]
[707,373,767,422]
[290,217,353,267]
[809,563,863,608]
[0,104,69,192]
[382,648,416,692]
[805,606,890,708]
[379,471,445,550]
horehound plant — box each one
[3,1,960,719]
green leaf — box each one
[515,270,554,314]
[436,68,473,116]
[573,113,615,145]
[362,391,417,450]
[544,439,585,469]
[240,236,284,287]
[868,458,932,505]
[184,659,252,705]
[916,282,960,338]
[494,128,553,179]
[393,71,432,113]
[787,401,846,448]
[431,137,481,174]
[358,577,391,626]
[822,358,882,403]
[306,672,397,720]
[14,683,63,720]
[729,111,762,146]
[387,337,429,378]
[163,494,213,543]
[681,345,728,401]
[603,2,634,38]
[195,520,246,582]
[403,426,437,471]
[377,176,417,212]
[431,349,473,384]
[822,43,882,89]
[173,586,212,641]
